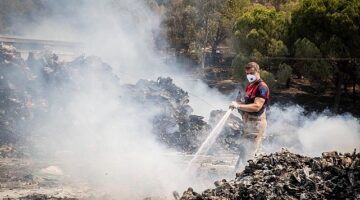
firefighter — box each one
[230,62,270,168]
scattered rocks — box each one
[180,149,360,199]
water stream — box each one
[186,109,233,171]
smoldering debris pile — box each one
[180,149,360,200]
[123,78,246,153]
[208,110,244,153]
[0,44,33,144]
[0,44,118,145]
[123,77,212,152]
[0,44,245,154]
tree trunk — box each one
[352,65,357,103]
[211,46,217,65]
[286,78,290,88]
[210,25,221,66]
[353,77,356,103]
[333,71,343,113]
[201,18,209,69]
[352,81,356,103]
[343,81,347,92]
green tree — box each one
[293,38,331,80]
[233,5,290,52]
[223,0,251,21]
[232,5,290,74]
[194,0,226,68]
[251,0,299,11]
[164,0,231,68]
[164,0,197,55]
[290,0,360,112]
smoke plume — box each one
[4,0,359,199]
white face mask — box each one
[247,74,257,83]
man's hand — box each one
[229,101,240,109]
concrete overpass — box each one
[0,35,83,61]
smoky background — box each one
[1,0,359,199]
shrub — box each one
[260,70,276,89]
[276,63,292,87]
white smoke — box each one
[24,0,173,82]
[265,105,360,156]
[8,0,360,199]
[19,0,211,199]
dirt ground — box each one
[0,145,238,199]
[0,158,91,199]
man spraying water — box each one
[230,62,270,170]
[186,62,269,172]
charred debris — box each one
[0,44,243,153]
[180,149,360,200]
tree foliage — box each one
[292,37,331,80]
[290,0,360,111]
[164,0,196,52]
[232,5,290,74]
[223,0,251,21]
[290,0,360,58]
[164,0,230,66]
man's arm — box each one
[230,97,265,112]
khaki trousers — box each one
[243,111,267,155]
[234,111,267,170]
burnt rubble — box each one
[0,44,245,154]
[180,149,360,200]
[123,77,212,152]
[208,110,244,153]
[123,78,247,153]
[0,44,33,144]
[0,44,119,145]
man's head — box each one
[245,62,261,83]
